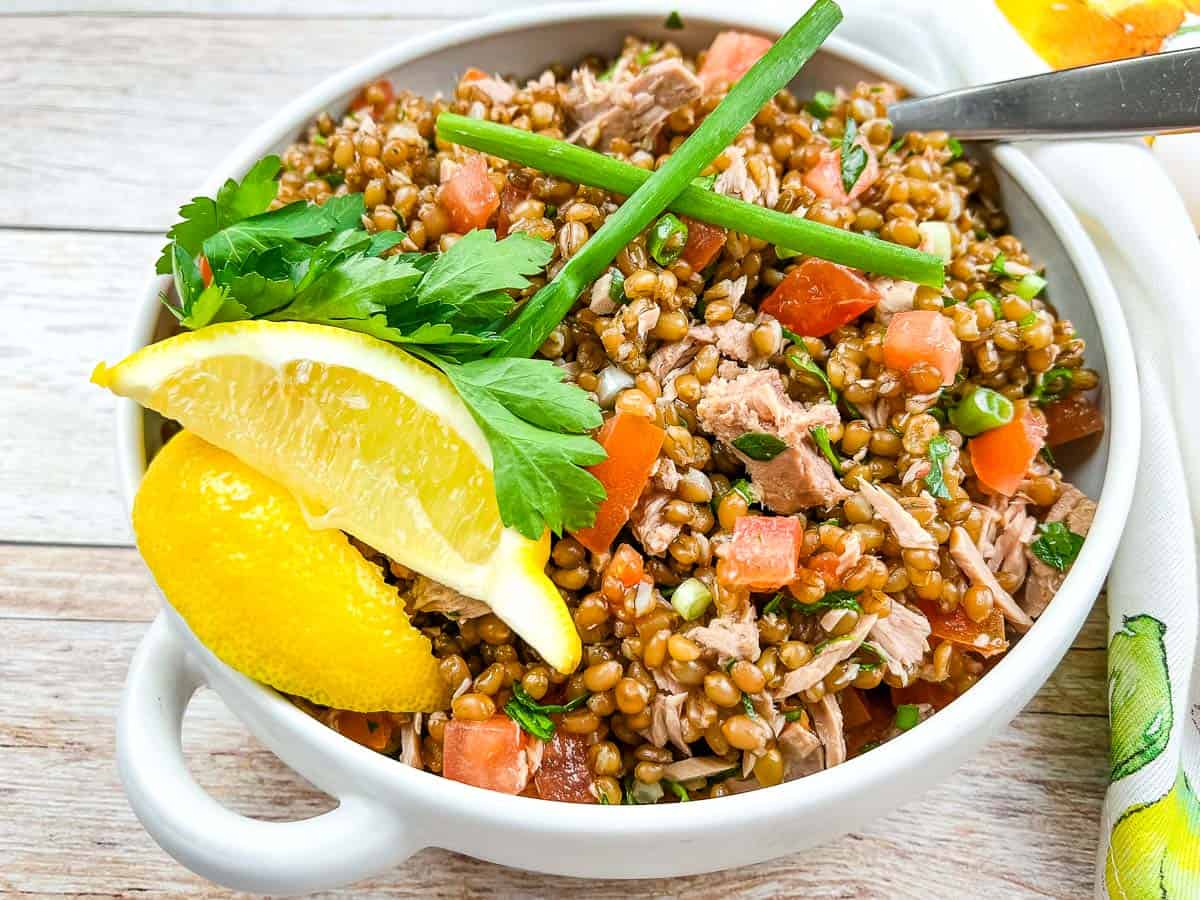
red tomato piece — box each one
[803,137,880,205]
[495,176,530,238]
[680,218,727,271]
[915,598,1008,658]
[349,78,396,116]
[443,716,540,795]
[534,732,596,803]
[882,309,963,386]
[438,155,500,234]
[799,550,843,591]
[1044,393,1105,446]
[890,680,958,711]
[721,515,804,590]
[334,711,392,752]
[608,543,645,588]
[572,413,666,554]
[198,255,214,288]
[969,401,1047,497]
[761,258,882,338]
[698,31,774,90]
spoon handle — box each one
[889,47,1200,141]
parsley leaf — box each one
[202,195,365,273]
[794,589,861,616]
[763,592,785,615]
[924,434,953,500]
[1030,367,1074,405]
[511,682,590,714]
[788,347,838,404]
[1031,521,1084,571]
[156,155,282,274]
[839,118,869,194]
[809,424,843,474]
[439,359,607,539]
[947,136,964,159]
[503,698,556,741]
[663,778,690,802]
[732,432,788,460]
[664,10,685,29]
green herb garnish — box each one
[648,213,689,266]
[742,695,758,718]
[968,289,1004,320]
[788,347,838,404]
[809,424,842,474]
[511,682,590,714]
[807,89,837,119]
[783,709,805,722]
[949,387,1013,436]
[608,268,626,303]
[636,42,660,67]
[1031,367,1074,406]
[504,699,556,741]
[947,136,964,159]
[763,592,786,616]
[663,779,690,801]
[794,588,861,616]
[887,136,906,156]
[1030,521,1084,572]
[838,117,869,194]
[923,434,953,500]
[990,252,1008,275]
[664,10,685,29]
[732,431,788,460]
[894,703,920,732]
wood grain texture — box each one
[1,7,1113,897]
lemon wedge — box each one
[135,431,448,711]
[96,321,580,673]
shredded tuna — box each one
[868,602,930,681]
[648,336,701,381]
[650,457,680,492]
[697,368,849,512]
[779,721,824,780]
[989,496,1036,586]
[589,272,618,314]
[808,694,846,768]
[950,526,1032,627]
[651,664,687,695]
[564,59,702,150]
[399,713,423,768]
[689,319,757,363]
[902,458,932,488]
[661,756,734,782]
[636,305,661,340]
[629,491,682,558]
[1022,483,1096,620]
[641,691,691,755]
[873,277,918,324]
[835,530,863,578]
[857,480,938,550]
[688,610,761,663]
[974,502,1003,560]
[463,73,517,106]
[407,576,491,620]
[715,147,757,204]
[774,614,877,699]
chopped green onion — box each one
[473,0,845,358]
[917,222,953,263]
[312,134,327,146]
[732,431,788,460]
[949,387,1013,436]
[775,244,802,260]
[968,289,1004,320]
[599,792,611,805]
[809,424,842,474]
[1018,311,1038,328]
[1014,272,1047,300]
[989,252,1008,275]
[783,708,805,722]
[947,136,963,159]
[664,10,685,29]
[807,89,837,119]
[894,704,920,732]
[671,577,713,621]
[663,778,690,801]
[1030,521,1084,571]
[648,213,689,266]
[635,43,659,67]
[1031,367,1074,405]
[693,173,718,191]
[923,434,953,500]
[608,268,626,302]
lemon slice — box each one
[136,431,448,711]
[95,321,580,672]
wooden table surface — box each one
[1,5,1108,897]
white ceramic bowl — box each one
[113,3,1139,894]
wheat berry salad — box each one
[95,2,1106,805]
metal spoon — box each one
[889,47,1200,141]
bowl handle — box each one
[117,612,419,895]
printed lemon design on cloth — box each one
[134,431,448,712]
[1106,772,1200,898]
[1109,615,1174,782]
[95,320,580,673]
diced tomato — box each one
[803,137,880,205]
[882,309,963,387]
[461,66,489,83]
[438,155,500,234]
[198,255,213,287]
[799,550,843,591]
[969,400,1047,497]
[915,598,1008,658]
[761,258,882,338]
[720,515,804,590]
[680,218,727,271]
[349,78,396,116]
[495,176,530,238]
[698,31,774,91]
[572,413,666,553]
[839,687,873,730]
[1044,392,1105,447]
[890,680,958,711]
[608,543,645,587]
[443,716,540,795]
[534,732,596,803]
[334,711,393,752]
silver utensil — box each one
[889,47,1200,141]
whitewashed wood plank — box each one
[4,1,549,15]
[0,617,1104,898]
[0,16,445,232]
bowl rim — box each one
[115,0,1139,833]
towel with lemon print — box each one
[868,1,1200,895]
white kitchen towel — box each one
[835,1,1200,894]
